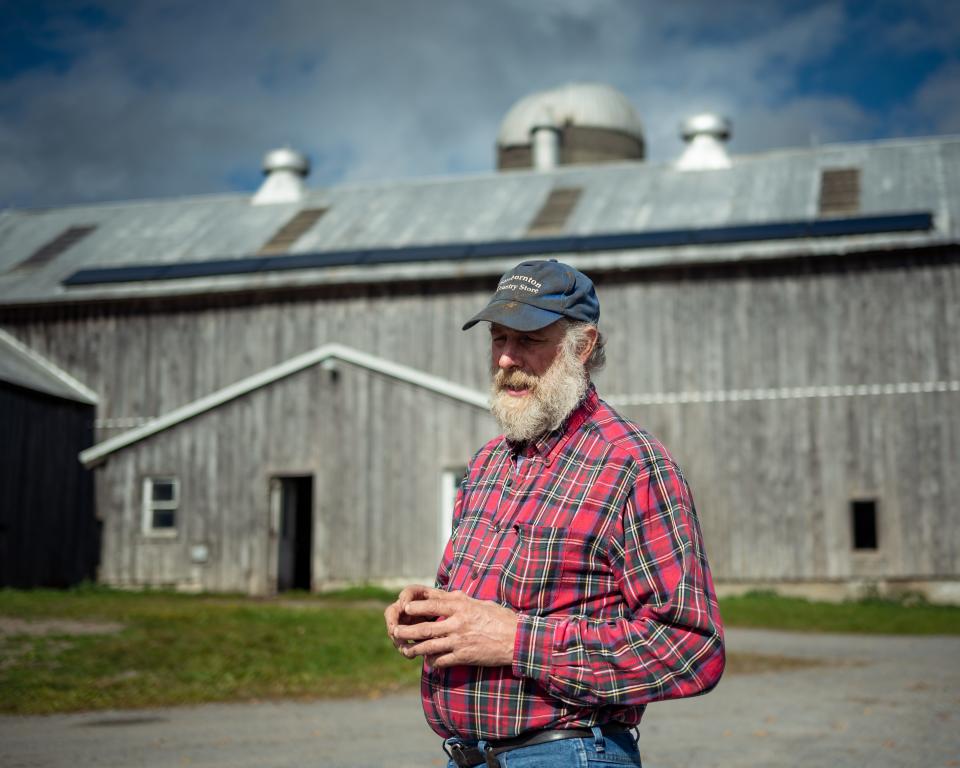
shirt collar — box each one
[506,385,599,464]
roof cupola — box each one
[497,83,645,171]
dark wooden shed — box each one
[0,330,99,588]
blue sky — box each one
[1,0,958,208]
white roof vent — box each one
[252,148,310,205]
[676,114,732,171]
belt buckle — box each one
[443,742,481,768]
[483,745,503,768]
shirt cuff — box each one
[512,614,562,684]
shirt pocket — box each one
[498,524,593,614]
[448,513,486,570]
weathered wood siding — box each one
[601,252,960,582]
[2,284,494,427]
[2,249,958,588]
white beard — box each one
[489,335,589,444]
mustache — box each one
[494,368,540,391]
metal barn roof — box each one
[0,135,958,306]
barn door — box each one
[271,476,314,592]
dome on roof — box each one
[497,82,645,147]
[496,83,645,171]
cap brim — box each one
[461,300,564,332]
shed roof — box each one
[79,342,487,467]
[0,329,98,404]
[1,134,958,306]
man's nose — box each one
[497,344,522,370]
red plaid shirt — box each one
[421,387,725,740]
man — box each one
[385,259,724,767]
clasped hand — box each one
[383,585,519,668]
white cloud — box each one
[0,0,956,208]
[909,59,960,136]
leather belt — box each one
[444,723,631,768]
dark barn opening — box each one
[277,476,313,591]
[851,499,879,550]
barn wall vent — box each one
[11,225,97,272]
[526,187,582,235]
[257,208,328,255]
[819,168,860,216]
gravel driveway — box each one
[2,628,958,768]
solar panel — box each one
[63,265,167,285]
[158,258,267,280]
[61,212,935,287]
[267,250,369,272]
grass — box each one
[0,585,419,715]
[719,590,960,635]
[1,586,958,714]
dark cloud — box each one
[0,0,957,209]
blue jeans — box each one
[444,727,642,767]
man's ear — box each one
[577,326,598,364]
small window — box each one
[439,466,467,558]
[851,499,878,550]
[143,477,179,535]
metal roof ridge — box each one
[4,189,268,216]
[9,133,959,216]
[726,133,960,164]
[0,328,99,404]
[79,342,487,467]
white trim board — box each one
[80,342,488,468]
[606,379,960,406]
[0,328,99,405]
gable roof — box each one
[79,343,487,468]
[0,329,98,404]
[2,134,959,307]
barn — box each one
[1,83,957,601]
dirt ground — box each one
[0,618,125,637]
[1,627,958,768]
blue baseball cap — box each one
[462,259,600,331]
